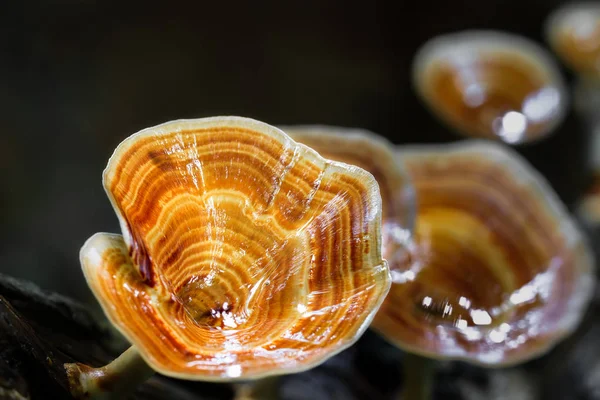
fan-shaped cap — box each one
[374,141,594,366]
[82,117,390,380]
[288,129,592,365]
[546,2,600,79]
[413,31,568,144]
[284,126,416,270]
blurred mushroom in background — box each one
[384,141,593,399]
[288,126,595,400]
[546,2,600,81]
[546,2,600,227]
[412,30,568,145]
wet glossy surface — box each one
[372,142,594,366]
[285,126,416,273]
[81,117,390,380]
[546,2,600,78]
[413,31,568,144]
[288,129,595,366]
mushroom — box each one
[577,165,600,227]
[546,3,600,226]
[546,2,600,81]
[64,117,391,399]
[287,126,594,399]
[412,30,568,144]
[382,141,593,366]
[282,125,417,271]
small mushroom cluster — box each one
[408,11,600,234]
[68,112,595,400]
[66,16,600,399]
[288,126,594,398]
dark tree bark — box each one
[0,273,232,400]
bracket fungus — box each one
[64,117,391,399]
[288,127,594,398]
[283,126,416,271]
[412,31,568,144]
[380,141,594,366]
[546,2,600,80]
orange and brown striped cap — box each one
[287,128,594,366]
[373,141,594,366]
[285,125,416,277]
[81,117,390,380]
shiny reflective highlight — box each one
[82,117,391,380]
[413,31,568,144]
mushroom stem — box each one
[234,376,280,400]
[398,353,434,400]
[64,346,154,399]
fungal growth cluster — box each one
[288,127,593,367]
[288,126,595,400]
[65,117,391,398]
[68,115,595,400]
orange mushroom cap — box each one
[288,127,594,366]
[81,117,390,380]
[412,31,568,144]
[284,126,416,272]
[378,141,594,366]
[546,2,600,79]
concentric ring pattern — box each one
[413,31,568,144]
[81,117,390,380]
[285,126,416,274]
[376,141,594,366]
[288,129,594,366]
